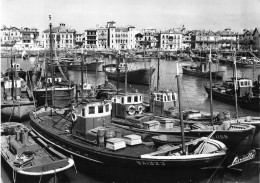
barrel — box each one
[97,128,106,147]
[16,130,21,141]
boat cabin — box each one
[11,63,21,71]
[237,79,253,97]
[151,91,177,116]
[1,77,23,100]
[71,100,112,139]
[111,93,144,118]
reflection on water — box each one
[1,56,260,183]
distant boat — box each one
[1,64,35,120]
[204,78,260,112]
[182,65,225,80]
[1,122,74,182]
[104,63,155,85]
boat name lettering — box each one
[136,161,166,166]
[228,149,256,168]
[214,134,228,140]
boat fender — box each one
[138,106,143,114]
[128,105,136,115]
[72,112,77,121]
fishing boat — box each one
[110,60,255,154]
[29,99,227,170]
[1,63,35,120]
[67,57,105,72]
[182,64,225,80]
[4,63,27,80]
[96,77,119,100]
[103,63,155,85]
[33,16,75,108]
[1,122,74,183]
[204,78,260,112]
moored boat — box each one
[182,65,225,80]
[1,64,35,120]
[1,122,74,182]
[29,100,227,170]
[104,63,155,85]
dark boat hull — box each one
[68,62,104,72]
[29,113,225,170]
[33,88,74,108]
[182,67,224,79]
[204,85,260,112]
[1,101,35,120]
[104,68,155,85]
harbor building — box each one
[216,28,239,50]
[15,27,40,50]
[142,27,158,49]
[239,29,254,50]
[84,28,97,49]
[107,21,136,50]
[190,30,220,50]
[159,29,183,51]
[42,23,76,49]
[75,33,84,47]
[1,26,21,47]
[96,27,108,49]
[252,27,260,51]
[182,30,194,50]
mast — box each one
[44,49,48,108]
[233,51,239,119]
[49,15,55,107]
[176,60,186,155]
[208,46,214,126]
[116,50,120,94]
[11,47,14,100]
[157,53,160,90]
[81,48,84,99]
[124,53,127,94]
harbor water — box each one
[1,56,260,182]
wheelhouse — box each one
[111,93,143,105]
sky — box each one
[1,0,260,33]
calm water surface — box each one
[1,56,260,182]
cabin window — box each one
[89,106,95,114]
[82,108,85,117]
[168,94,172,101]
[98,106,103,113]
[160,95,163,101]
[164,96,167,102]
[140,95,142,101]
[105,104,109,112]
[113,98,116,103]
[127,96,131,103]
[121,97,124,104]
[156,94,159,101]
[134,96,138,102]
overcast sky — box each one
[1,0,260,33]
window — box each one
[134,96,138,102]
[164,96,167,102]
[82,108,85,117]
[98,106,103,113]
[168,94,171,101]
[121,97,124,104]
[127,96,131,103]
[140,95,142,101]
[106,104,109,112]
[89,106,95,114]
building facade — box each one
[142,28,157,49]
[217,28,239,50]
[75,33,84,47]
[1,26,21,46]
[96,27,108,49]
[15,27,39,50]
[84,29,97,49]
[191,30,220,50]
[42,23,76,49]
[159,29,183,51]
[252,27,260,51]
[107,21,136,50]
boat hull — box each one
[33,88,74,108]
[204,85,260,112]
[68,62,104,72]
[1,102,35,120]
[104,68,155,85]
[29,113,225,170]
[182,66,224,80]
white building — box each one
[1,26,21,46]
[42,23,76,49]
[107,21,136,50]
[15,27,40,50]
[96,27,108,49]
[159,29,183,51]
